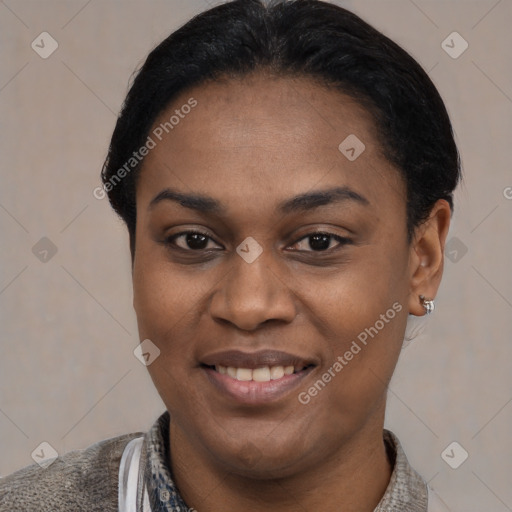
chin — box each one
[223,451,305,481]
[203,430,316,480]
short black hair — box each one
[101,0,461,257]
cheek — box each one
[310,246,408,335]
[132,243,225,375]
[132,241,189,346]
[313,275,406,383]
[132,256,202,407]
[133,265,195,340]
[301,249,408,415]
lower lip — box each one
[202,366,315,405]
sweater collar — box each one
[143,411,428,511]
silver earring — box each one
[419,295,435,315]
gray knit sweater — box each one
[0,411,437,511]
[0,431,141,512]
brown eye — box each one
[167,231,222,251]
[291,233,352,252]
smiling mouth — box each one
[202,364,315,382]
[199,349,318,404]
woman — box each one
[0,0,460,510]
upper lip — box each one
[200,349,318,370]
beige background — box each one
[1,1,511,510]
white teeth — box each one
[269,366,284,379]
[252,367,271,382]
[236,368,253,381]
[214,365,298,381]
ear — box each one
[407,199,452,316]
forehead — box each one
[137,73,404,216]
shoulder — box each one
[0,431,144,512]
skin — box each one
[132,73,451,512]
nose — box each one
[209,249,297,331]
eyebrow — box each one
[148,186,369,215]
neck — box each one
[168,414,393,512]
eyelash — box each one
[164,230,352,254]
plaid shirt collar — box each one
[143,411,428,511]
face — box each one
[132,73,414,478]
